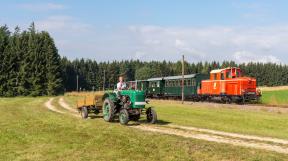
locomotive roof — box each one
[210,67,240,74]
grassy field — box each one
[67,95,288,139]
[1,97,288,160]
[261,90,288,106]
[150,100,288,139]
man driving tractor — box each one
[117,76,127,91]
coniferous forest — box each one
[1,24,288,96]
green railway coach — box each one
[163,74,209,99]
[147,77,165,97]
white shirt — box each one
[117,82,126,90]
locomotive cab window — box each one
[226,71,231,79]
[214,73,217,80]
[237,70,241,77]
[221,73,225,80]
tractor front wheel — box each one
[146,107,157,124]
[103,99,115,122]
[119,109,129,125]
[81,106,88,119]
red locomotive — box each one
[198,67,261,103]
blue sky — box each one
[1,0,288,63]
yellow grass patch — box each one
[259,86,288,91]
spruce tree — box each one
[43,32,63,95]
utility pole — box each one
[182,55,185,104]
[103,70,106,91]
[76,75,79,92]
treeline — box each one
[62,59,288,91]
[1,24,288,96]
[0,24,62,96]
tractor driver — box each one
[117,76,127,91]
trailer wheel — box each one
[103,98,115,122]
[146,107,157,124]
[81,107,88,119]
[119,109,129,125]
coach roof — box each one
[147,77,163,81]
[164,74,198,80]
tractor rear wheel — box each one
[81,106,88,119]
[146,107,157,124]
[119,109,129,125]
[103,98,115,122]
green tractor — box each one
[102,90,157,125]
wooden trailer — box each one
[76,93,104,118]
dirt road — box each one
[132,125,288,154]
[44,98,65,114]
[58,97,78,113]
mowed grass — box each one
[0,97,287,161]
[261,90,288,106]
[150,100,288,139]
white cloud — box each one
[29,20,288,63]
[233,51,280,64]
[35,15,92,33]
[19,3,66,11]
[125,25,286,63]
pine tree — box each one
[3,27,21,96]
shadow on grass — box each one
[89,115,103,119]
[87,113,172,126]
[127,119,171,126]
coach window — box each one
[187,79,191,86]
[214,73,217,80]
[157,81,160,87]
[192,79,195,86]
